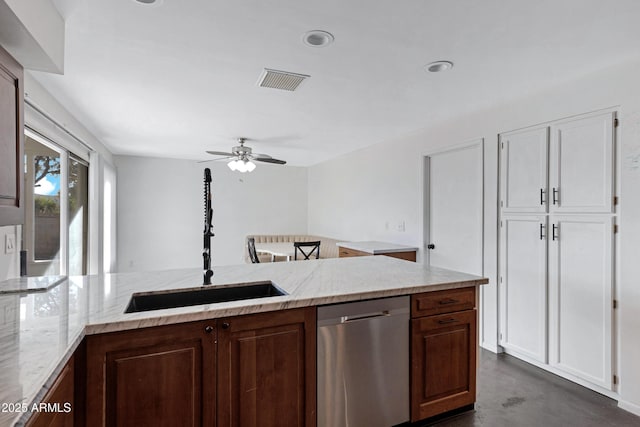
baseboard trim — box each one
[502,348,619,400]
[618,399,640,417]
[480,343,500,353]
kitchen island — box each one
[0,255,487,426]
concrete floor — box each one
[424,350,640,427]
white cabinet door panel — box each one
[548,215,613,390]
[499,215,547,362]
[500,127,548,213]
[549,112,615,213]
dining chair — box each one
[247,237,260,263]
[294,241,321,260]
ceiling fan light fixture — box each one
[228,159,256,173]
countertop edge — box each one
[84,278,486,335]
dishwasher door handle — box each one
[341,310,390,323]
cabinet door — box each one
[26,356,75,427]
[411,310,476,421]
[217,308,316,427]
[0,45,24,226]
[549,112,615,213]
[86,321,216,427]
[499,215,548,363]
[500,126,548,213]
[548,215,613,390]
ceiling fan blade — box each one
[254,157,286,165]
[198,156,235,163]
[206,150,235,156]
[250,153,272,159]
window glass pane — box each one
[68,158,88,275]
[24,135,62,276]
[32,148,61,261]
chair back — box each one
[247,237,260,263]
[294,241,321,260]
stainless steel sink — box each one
[124,281,287,313]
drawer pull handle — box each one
[438,318,459,325]
[438,298,459,305]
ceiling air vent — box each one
[257,68,310,91]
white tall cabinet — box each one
[499,110,616,393]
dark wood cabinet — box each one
[410,287,477,421]
[85,320,216,427]
[25,356,75,427]
[84,307,315,427]
[217,307,316,427]
[0,45,24,226]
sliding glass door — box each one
[68,156,89,275]
[24,132,89,277]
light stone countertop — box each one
[336,240,420,254]
[0,255,487,426]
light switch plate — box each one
[5,234,16,254]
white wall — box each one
[0,225,21,282]
[115,156,308,272]
[308,58,640,414]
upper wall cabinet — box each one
[549,112,615,214]
[500,126,549,213]
[0,45,24,226]
[500,111,616,215]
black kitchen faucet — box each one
[203,168,214,285]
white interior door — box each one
[549,112,615,213]
[500,126,549,213]
[548,215,613,390]
[427,141,483,276]
[499,215,548,363]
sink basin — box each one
[124,281,287,313]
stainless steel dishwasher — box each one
[317,296,410,427]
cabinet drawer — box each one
[412,287,476,317]
[338,247,369,258]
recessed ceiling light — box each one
[425,61,454,73]
[303,30,335,48]
[134,0,162,5]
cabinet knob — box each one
[204,325,214,334]
[427,244,435,250]
[222,322,230,330]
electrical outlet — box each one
[397,221,405,232]
[5,234,16,254]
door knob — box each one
[427,244,435,250]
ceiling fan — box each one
[205,138,287,172]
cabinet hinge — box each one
[500,333,503,341]
[614,118,619,128]
[501,142,504,149]
[613,375,618,385]
[614,196,618,205]
[500,200,504,207]
[613,299,618,309]
[500,220,503,228]
[500,276,503,284]
[614,224,618,234]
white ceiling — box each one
[30,0,640,166]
